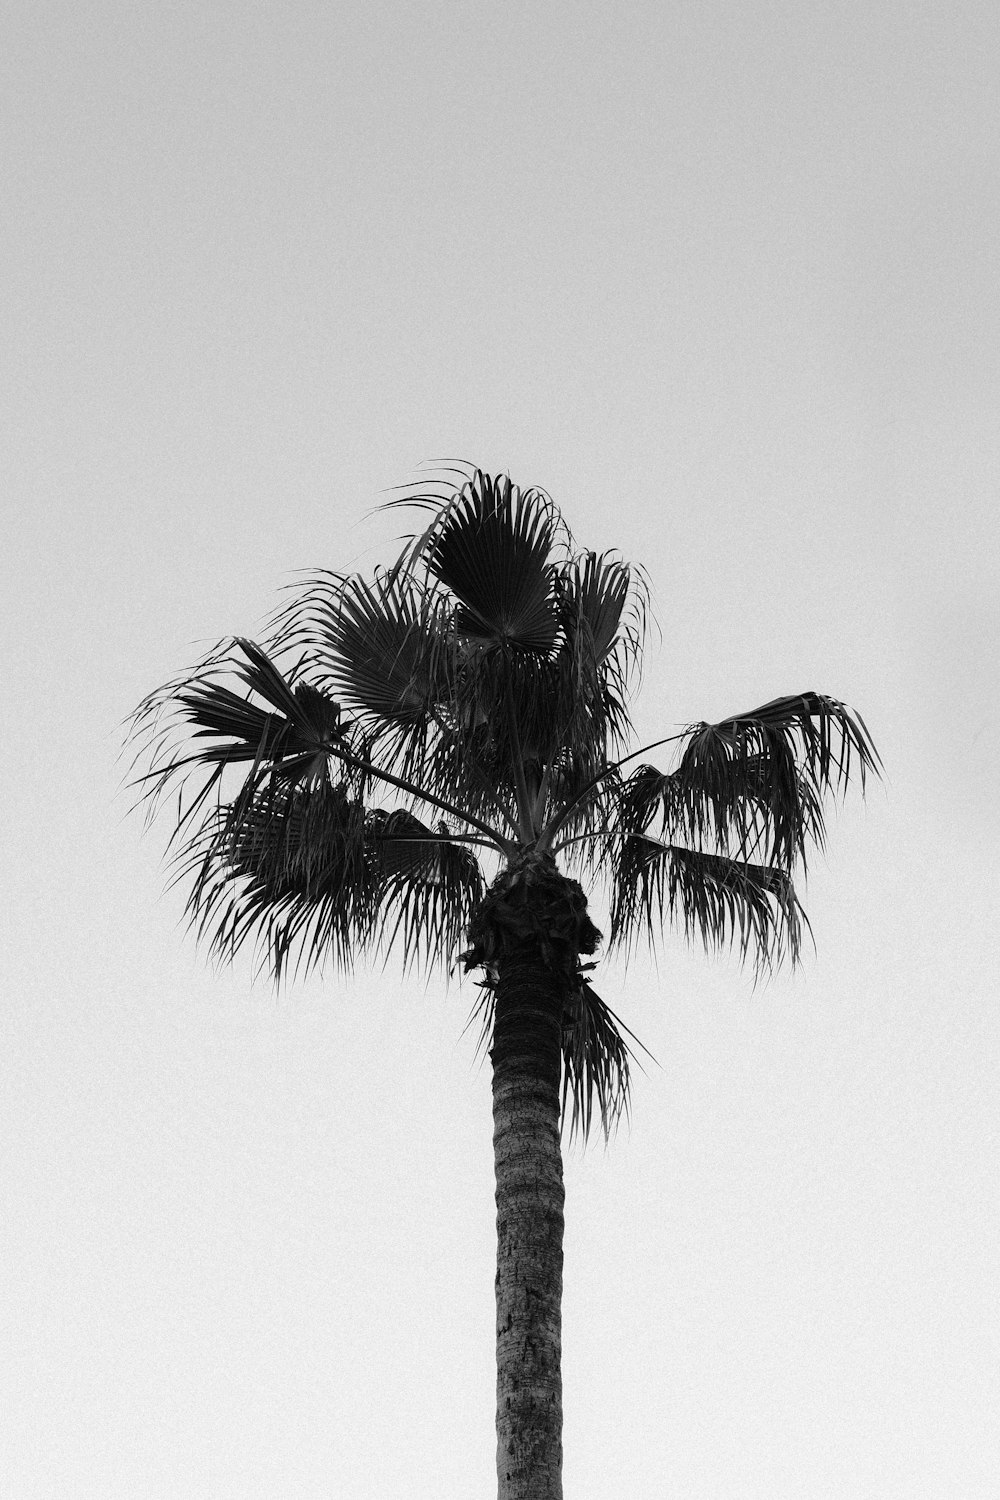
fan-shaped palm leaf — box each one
[128,639,363,868]
[559,551,632,666]
[405,470,563,653]
[276,570,451,728]
[183,640,349,782]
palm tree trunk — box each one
[491,945,565,1500]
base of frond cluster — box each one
[460,851,601,990]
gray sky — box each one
[3,2,998,1496]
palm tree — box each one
[129,466,880,1500]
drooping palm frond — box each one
[178,777,374,980]
[560,977,649,1143]
[608,834,809,972]
[130,643,372,980]
[463,968,645,1145]
[367,809,486,972]
[613,693,880,874]
[128,635,494,982]
[172,784,486,984]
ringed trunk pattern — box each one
[491,945,565,1500]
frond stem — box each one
[538,730,687,852]
[549,829,605,856]
[325,739,515,857]
[531,756,556,833]
[503,672,537,842]
[370,830,498,853]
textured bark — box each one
[491,946,565,1500]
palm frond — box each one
[176,777,375,981]
[560,977,649,1143]
[558,551,631,665]
[269,567,463,793]
[186,642,349,778]
[538,554,632,774]
[127,639,363,861]
[557,550,650,693]
[608,835,810,972]
[272,570,450,727]
[613,693,878,873]
[169,781,486,985]
[462,968,643,1145]
[394,469,564,653]
[130,634,512,851]
[367,808,486,972]
[690,692,881,795]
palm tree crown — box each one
[130,465,880,1138]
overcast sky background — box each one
[3,2,999,1496]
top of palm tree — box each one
[128,464,881,1138]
